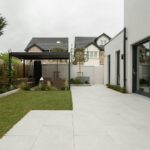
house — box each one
[104,0,150,97]
[75,34,111,66]
[25,37,68,64]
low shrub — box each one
[107,84,127,93]
[0,86,7,94]
[85,81,89,84]
[38,83,50,91]
[20,82,30,91]
[70,78,83,84]
[61,86,69,91]
[0,84,17,94]
[32,82,58,91]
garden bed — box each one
[107,84,127,93]
[0,84,17,94]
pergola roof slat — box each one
[10,52,70,60]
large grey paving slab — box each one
[0,110,74,150]
[71,85,150,150]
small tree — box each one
[73,48,88,76]
[0,14,7,36]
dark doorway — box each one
[34,61,42,84]
[108,55,111,84]
[116,51,120,85]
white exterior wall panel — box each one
[124,0,150,92]
[104,31,124,87]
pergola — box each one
[9,52,71,89]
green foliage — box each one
[0,86,7,94]
[0,14,7,36]
[38,83,51,91]
[0,53,21,81]
[73,48,87,65]
[51,48,66,52]
[70,78,83,84]
[107,84,127,93]
[85,81,89,84]
[20,82,30,91]
[61,86,69,91]
[0,53,21,65]
[0,84,16,94]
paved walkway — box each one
[0,85,150,150]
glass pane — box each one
[94,52,97,58]
[137,41,150,95]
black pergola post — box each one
[8,53,12,84]
[23,59,25,77]
[68,55,71,90]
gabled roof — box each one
[75,37,97,49]
[25,37,68,51]
[95,33,111,42]
[85,42,104,51]
[75,33,111,50]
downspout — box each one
[123,27,127,89]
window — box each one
[88,51,98,59]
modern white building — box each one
[104,0,150,97]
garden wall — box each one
[71,65,104,84]
[42,64,104,84]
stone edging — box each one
[71,84,91,86]
[0,89,20,98]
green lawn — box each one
[0,90,72,138]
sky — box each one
[0,0,124,52]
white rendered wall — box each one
[124,0,150,92]
[104,31,124,87]
[41,64,104,84]
[71,65,104,84]
[84,44,100,66]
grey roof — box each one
[75,37,97,49]
[25,37,68,51]
[95,33,111,42]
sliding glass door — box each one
[133,40,150,97]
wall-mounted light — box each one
[121,54,124,60]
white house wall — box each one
[84,44,100,66]
[104,31,124,87]
[124,0,150,92]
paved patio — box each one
[0,85,150,150]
